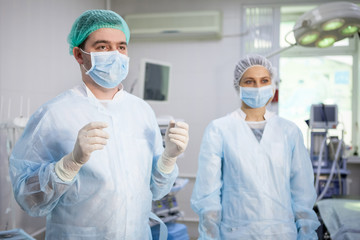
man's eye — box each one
[97,46,107,50]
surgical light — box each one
[293,1,360,48]
[322,19,344,31]
[299,32,319,45]
[317,36,337,48]
[341,25,359,36]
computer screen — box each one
[310,104,338,129]
[139,59,171,102]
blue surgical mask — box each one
[81,49,129,89]
[239,85,274,108]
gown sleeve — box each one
[191,121,223,239]
[290,126,321,239]
[9,107,74,217]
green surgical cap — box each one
[67,9,130,55]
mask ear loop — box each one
[79,48,91,73]
[81,64,90,73]
[79,48,90,55]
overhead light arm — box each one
[266,27,298,58]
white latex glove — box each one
[157,121,189,174]
[55,122,109,181]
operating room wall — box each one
[0,0,109,119]
[0,0,109,236]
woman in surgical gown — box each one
[191,55,320,239]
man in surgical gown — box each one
[9,9,189,239]
[191,55,320,239]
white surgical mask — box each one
[81,49,129,88]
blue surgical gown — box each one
[9,85,178,239]
[191,109,320,240]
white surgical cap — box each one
[233,55,275,92]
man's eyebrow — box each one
[92,40,127,46]
[92,40,110,46]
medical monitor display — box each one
[310,104,338,129]
[139,59,171,102]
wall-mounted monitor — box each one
[138,59,171,102]
[310,104,338,129]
